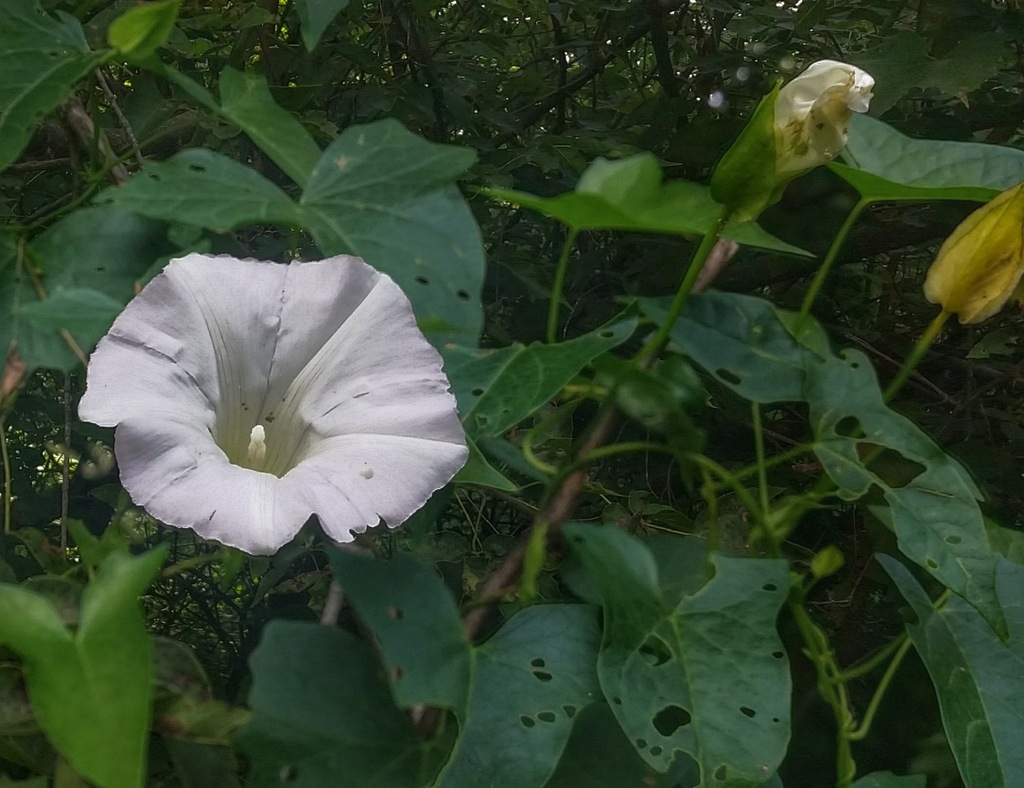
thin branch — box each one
[94,68,145,168]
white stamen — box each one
[247,425,267,466]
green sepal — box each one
[709,81,782,222]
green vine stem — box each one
[883,308,951,402]
[796,197,870,326]
[546,227,580,344]
[636,208,731,364]
[0,415,10,535]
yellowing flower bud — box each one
[923,181,1024,324]
[711,60,874,220]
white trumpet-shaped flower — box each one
[773,59,875,174]
[79,253,468,555]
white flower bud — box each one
[774,60,875,174]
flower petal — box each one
[924,181,1024,324]
[113,420,311,554]
[281,433,468,543]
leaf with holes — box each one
[832,114,1024,203]
[442,317,637,438]
[0,547,166,788]
[0,1,107,172]
[544,702,699,788]
[434,605,602,788]
[329,549,603,788]
[850,30,1009,116]
[485,155,810,257]
[565,523,790,785]
[880,555,1024,788]
[639,292,827,403]
[641,291,1005,638]
[238,621,443,787]
[804,350,1003,638]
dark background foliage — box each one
[3,1,1024,786]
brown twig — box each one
[94,68,145,168]
[461,406,619,639]
[59,96,130,185]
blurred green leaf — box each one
[0,548,167,788]
[850,772,926,787]
[565,524,790,783]
[295,0,351,51]
[834,114,1024,202]
[218,68,322,188]
[442,317,636,438]
[641,292,1004,637]
[107,0,179,60]
[0,1,106,172]
[485,155,811,257]
[880,555,1024,787]
[238,621,441,787]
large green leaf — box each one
[0,1,107,172]
[833,114,1024,202]
[300,120,483,343]
[435,605,601,788]
[330,549,603,788]
[485,154,811,257]
[3,206,174,370]
[218,68,322,188]
[238,621,441,787]
[880,556,1024,787]
[330,551,471,711]
[565,524,790,785]
[102,121,485,344]
[0,548,167,788]
[640,292,1005,638]
[442,317,637,438]
[102,150,302,231]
